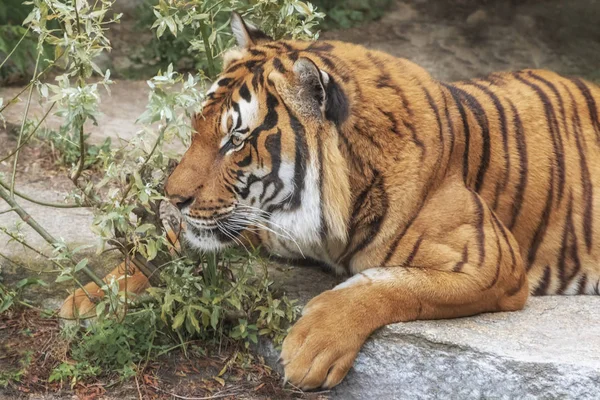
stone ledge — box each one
[260,267,600,399]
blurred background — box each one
[2,0,600,85]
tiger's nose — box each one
[170,195,194,211]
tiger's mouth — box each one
[183,213,248,251]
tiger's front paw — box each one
[280,290,370,390]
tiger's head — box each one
[165,13,351,253]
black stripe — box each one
[441,91,456,173]
[569,77,600,143]
[259,130,284,205]
[285,105,307,211]
[465,82,510,209]
[471,191,486,267]
[317,126,327,238]
[455,87,492,194]
[382,111,402,136]
[514,72,566,204]
[339,172,388,266]
[239,82,251,103]
[383,212,419,265]
[423,87,445,172]
[306,42,334,52]
[485,214,503,290]
[366,52,421,152]
[491,211,517,270]
[577,274,588,294]
[507,101,529,230]
[533,266,552,295]
[557,194,581,294]
[443,84,471,184]
[401,236,424,267]
[527,165,555,271]
[564,84,594,252]
[453,245,469,272]
[528,72,570,138]
[272,57,286,74]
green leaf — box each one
[55,274,73,283]
[172,309,186,330]
[74,258,89,272]
[210,307,219,330]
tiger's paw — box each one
[58,262,150,319]
[58,282,105,319]
[280,290,370,390]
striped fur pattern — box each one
[163,13,600,389]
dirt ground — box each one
[1,0,600,398]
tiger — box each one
[61,12,600,390]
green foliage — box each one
[136,0,324,77]
[313,0,394,29]
[48,361,100,388]
[0,352,32,388]
[38,126,112,170]
[50,307,163,385]
[0,278,47,313]
[150,249,299,349]
[0,0,53,83]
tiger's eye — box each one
[231,135,243,146]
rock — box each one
[259,271,600,399]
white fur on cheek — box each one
[270,157,322,246]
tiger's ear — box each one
[293,57,328,111]
[231,12,273,47]
[293,57,349,126]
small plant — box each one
[38,126,112,170]
[150,249,299,350]
[50,306,163,385]
[0,277,47,313]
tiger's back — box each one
[447,71,600,295]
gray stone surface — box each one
[259,292,600,399]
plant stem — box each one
[10,49,42,197]
[0,26,32,71]
[199,19,217,78]
[0,184,105,288]
[0,178,86,208]
[120,127,165,203]
[0,102,56,164]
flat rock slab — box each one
[260,277,600,399]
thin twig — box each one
[0,178,85,208]
[0,102,56,164]
[135,375,143,400]
[148,384,243,400]
[0,250,57,274]
[3,183,83,209]
[0,26,32,71]
[120,127,165,203]
[10,49,42,197]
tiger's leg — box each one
[58,261,149,319]
[281,180,529,389]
